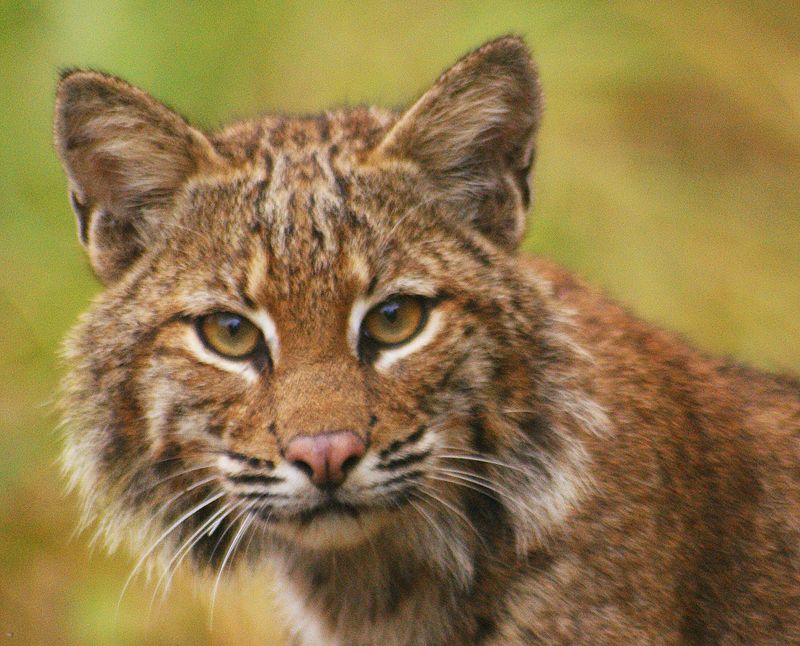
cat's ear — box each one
[376,36,542,250]
[54,70,222,284]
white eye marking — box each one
[347,276,439,360]
[348,297,370,355]
[249,308,280,365]
[374,309,443,372]
[184,328,258,383]
[184,304,279,377]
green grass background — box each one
[1,2,798,644]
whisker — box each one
[414,485,481,543]
[116,489,225,619]
[432,467,540,519]
[435,466,531,505]
[436,466,515,494]
[242,511,260,561]
[427,472,502,501]
[255,498,276,547]
[147,454,209,469]
[151,501,236,610]
[125,464,217,501]
[408,497,450,548]
[131,475,221,545]
[436,450,528,474]
[152,475,220,521]
[204,499,247,573]
[209,506,255,625]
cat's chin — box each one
[267,508,388,550]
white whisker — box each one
[415,484,481,543]
[427,472,501,501]
[126,464,216,500]
[151,501,236,610]
[209,503,254,624]
[116,489,225,619]
[152,475,219,520]
[432,466,542,523]
[408,497,449,548]
[436,450,528,474]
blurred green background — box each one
[1,1,798,644]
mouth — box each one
[230,471,424,548]
[249,496,383,549]
[246,493,364,525]
[296,499,362,525]
[239,484,421,549]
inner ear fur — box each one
[54,70,222,284]
[376,36,542,250]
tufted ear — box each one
[54,70,222,284]
[376,36,542,250]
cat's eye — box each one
[197,312,262,359]
[362,295,427,347]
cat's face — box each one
[63,124,537,554]
[58,39,598,569]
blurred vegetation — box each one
[1,1,798,644]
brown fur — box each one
[55,37,800,645]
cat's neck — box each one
[270,497,514,645]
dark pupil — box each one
[219,314,243,337]
[380,301,400,324]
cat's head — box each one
[56,37,597,572]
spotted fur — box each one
[55,37,800,645]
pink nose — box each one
[284,431,366,489]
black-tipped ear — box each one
[54,70,222,284]
[376,36,542,249]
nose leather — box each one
[284,430,366,489]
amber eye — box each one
[198,312,262,359]
[362,296,426,347]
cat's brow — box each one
[176,293,255,316]
[371,276,439,301]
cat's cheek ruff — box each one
[182,327,259,382]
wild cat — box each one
[55,36,799,645]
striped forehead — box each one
[233,143,375,305]
[205,108,400,274]
[179,109,410,307]
[255,147,348,266]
